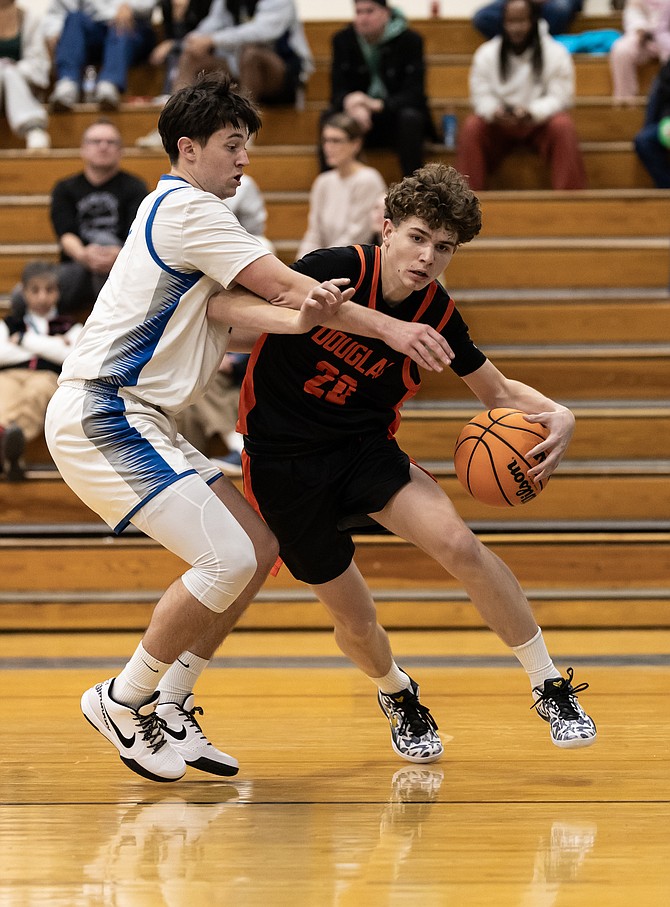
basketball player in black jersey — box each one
[214,162,597,762]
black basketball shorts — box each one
[245,433,411,585]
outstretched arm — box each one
[207,279,354,336]
[235,255,454,371]
[462,360,575,484]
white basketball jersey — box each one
[59,175,270,413]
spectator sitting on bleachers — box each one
[472,0,583,39]
[609,0,670,104]
[0,262,82,482]
[45,0,157,112]
[634,56,670,185]
[171,0,313,104]
[136,0,214,148]
[46,119,148,319]
[323,0,435,178]
[151,0,214,97]
[298,113,386,259]
[0,0,51,149]
[456,0,587,191]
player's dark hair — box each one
[21,260,58,285]
[158,72,262,164]
[384,163,482,245]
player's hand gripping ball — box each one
[454,408,549,507]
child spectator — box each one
[0,0,50,149]
[0,262,82,481]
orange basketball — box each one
[454,408,549,507]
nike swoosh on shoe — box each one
[107,714,136,748]
[162,725,188,741]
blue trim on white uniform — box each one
[79,385,196,534]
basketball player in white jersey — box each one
[45,73,454,783]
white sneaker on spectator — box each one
[25,127,51,150]
[136,127,163,149]
[49,78,78,111]
[95,81,120,111]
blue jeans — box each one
[472,0,583,38]
[55,11,155,91]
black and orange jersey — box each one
[238,244,487,453]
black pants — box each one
[319,105,431,177]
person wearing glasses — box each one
[298,113,386,260]
[49,119,148,318]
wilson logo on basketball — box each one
[507,458,538,504]
[453,408,550,507]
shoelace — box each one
[391,692,439,737]
[179,703,209,743]
[530,667,590,720]
[135,711,169,754]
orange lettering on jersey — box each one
[311,327,394,379]
[312,327,336,346]
[365,359,392,378]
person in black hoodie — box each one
[323,0,435,177]
[634,60,670,188]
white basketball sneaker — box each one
[156,694,239,777]
[81,679,186,782]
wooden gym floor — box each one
[1,627,668,905]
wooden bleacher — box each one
[1,14,669,632]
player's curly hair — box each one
[158,71,262,164]
[384,163,482,245]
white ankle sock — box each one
[511,627,561,691]
[371,662,411,694]
[158,651,210,704]
[112,642,172,709]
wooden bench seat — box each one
[1,529,667,630]
[4,458,669,524]
[0,142,656,196]
[3,189,667,244]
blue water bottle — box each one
[442,113,458,151]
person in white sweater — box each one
[298,113,387,259]
[0,0,50,148]
[455,0,587,190]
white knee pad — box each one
[132,474,257,613]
